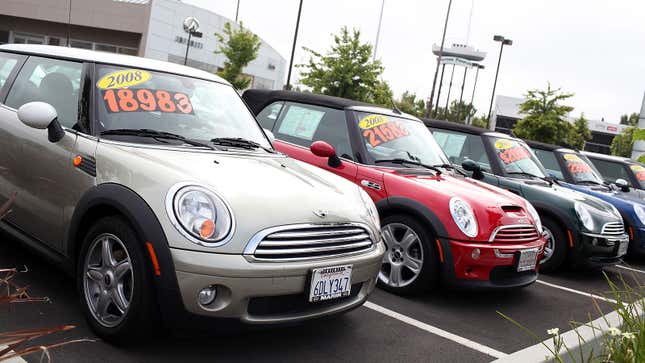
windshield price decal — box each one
[631,165,645,181]
[563,153,581,161]
[567,161,592,174]
[359,114,388,129]
[494,139,513,150]
[97,69,151,89]
[362,122,409,147]
[498,145,530,164]
[102,89,194,114]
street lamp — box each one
[285,0,304,90]
[373,0,385,62]
[486,35,512,128]
[425,0,453,118]
[466,63,484,125]
[182,17,203,66]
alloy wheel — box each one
[540,227,555,265]
[378,223,424,288]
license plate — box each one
[517,248,539,272]
[309,265,353,303]
[618,239,629,256]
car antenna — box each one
[390,97,402,114]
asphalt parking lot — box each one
[2,233,645,363]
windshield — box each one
[629,164,645,188]
[95,65,271,148]
[487,137,546,178]
[561,153,604,184]
[356,112,448,167]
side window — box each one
[0,53,21,92]
[592,159,628,183]
[533,149,564,180]
[256,101,284,130]
[274,102,353,160]
[6,56,82,128]
[432,129,491,171]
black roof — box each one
[243,89,373,115]
[582,151,633,163]
[523,140,575,152]
[423,118,504,136]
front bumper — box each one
[440,238,545,289]
[168,243,384,324]
[575,232,629,266]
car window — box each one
[0,53,19,91]
[5,56,82,128]
[628,164,645,188]
[487,137,547,178]
[274,102,353,159]
[560,153,604,184]
[591,158,630,184]
[432,129,491,171]
[533,149,564,180]
[256,101,284,130]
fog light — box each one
[471,248,481,260]
[198,286,217,306]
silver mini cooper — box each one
[0,44,383,343]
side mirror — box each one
[615,178,631,192]
[310,140,341,168]
[263,128,275,143]
[17,102,65,143]
[462,159,484,180]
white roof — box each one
[0,44,230,85]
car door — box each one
[0,55,86,250]
[260,101,358,182]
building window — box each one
[0,31,9,44]
[13,32,45,44]
[117,47,138,56]
[47,37,65,46]
[95,43,118,53]
[70,40,92,49]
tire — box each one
[539,216,568,273]
[377,214,439,295]
[77,216,160,344]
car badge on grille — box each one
[313,210,329,218]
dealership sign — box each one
[439,57,475,68]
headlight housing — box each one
[633,205,645,226]
[449,197,478,237]
[574,202,595,231]
[167,184,233,246]
[525,202,542,233]
[358,187,380,230]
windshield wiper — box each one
[506,171,555,184]
[374,159,442,175]
[210,137,275,153]
[100,129,217,150]
[577,180,604,186]
[432,163,468,177]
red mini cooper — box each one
[243,90,546,294]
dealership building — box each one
[0,0,286,89]
[491,95,629,154]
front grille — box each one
[247,224,374,261]
[490,225,540,243]
[601,221,625,237]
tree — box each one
[471,114,488,128]
[394,91,427,117]
[512,84,574,145]
[371,80,394,108]
[567,113,592,150]
[620,113,639,126]
[297,27,384,103]
[214,22,261,90]
[611,126,636,157]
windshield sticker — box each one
[359,114,388,129]
[101,88,194,114]
[498,145,530,164]
[97,69,151,90]
[362,122,409,147]
[631,165,645,181]
[277,105,324,140]
[494,139,513,150]
[563,153,581,161]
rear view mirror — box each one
[310,141,341,168]
[615,178,631,192]
[462,160,484,180]
[17,102,65,143]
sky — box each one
[182,0,645,123]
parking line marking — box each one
[536,280,618,304]
[615,264,645,275]
[363,301,508,359]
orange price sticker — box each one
[567,161,592,174]
[102,88,194,114]
[362,122,409,147]
[498,145,530,164]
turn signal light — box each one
[199,219,216,239]
[72,155,83,167]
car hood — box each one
[561,183,645,227]
[95,143,378,253]
[382,169,538,241]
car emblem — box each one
[313,210,329,218]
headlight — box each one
[449,197,478,237]
[358,187,380,230]
[574,202,595,231]
[610,204,622,219]
[167,184,233,246]
[634,205,645,226]
[525,202,542,233]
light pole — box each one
[425,0,453,118]
[373,0,385,61]
[182,17,203,66]
[433,63,447,118]
[235,0,241,22]
[486,35,512,128]
[466,63,484,125]
[285,0,304,90]
[443,64,455,120]
[455,66,468,122]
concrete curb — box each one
[492,300,643,363]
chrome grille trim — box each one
[601,221,625,236]
[244,223,376,262]
[489,224,540,243]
